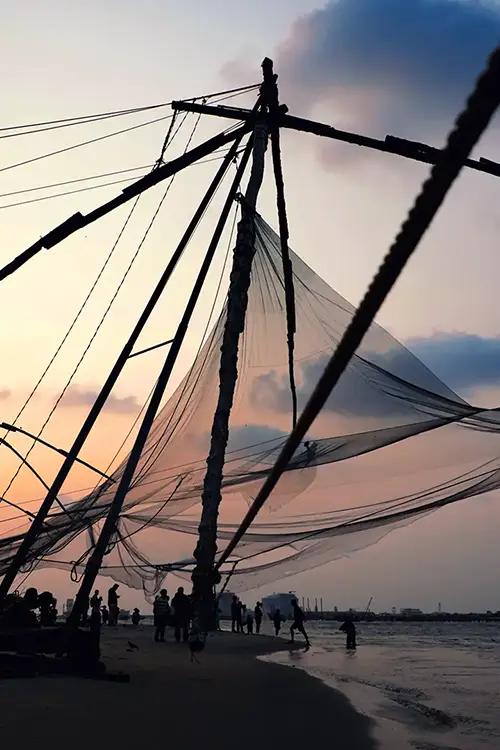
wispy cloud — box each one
[61,385,140,414]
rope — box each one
[0,83,258,134]
[264,68,298,428]
[217,45,500,570]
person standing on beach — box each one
[246,607,254,634]
[101,605,109,625]
[272,608,282,637]
[290,599,310,648]
[236,599,244,633]
[254,602,263,634]
[231,595,239,633]
[154,590,170,642]
[90,589,102,611]
[340,618,357,650]
[171,586,190,643]
[89,600,101,633]
[107,583,120,626]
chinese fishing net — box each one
[2,212,500,597]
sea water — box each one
[260,621,500,750]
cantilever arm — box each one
[172,100,500,179]
[0,122,251,284]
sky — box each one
[1,0,500,612]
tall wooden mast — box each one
[191,59,276,626]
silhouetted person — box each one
[90,589,102,610]
[154,590,170,642]
[304,440,317,464]
[272,608,282,636]
[38,591,57,627]
[107,584,120,626]
[290,599,310,647]
[171,586,190,643]
[101,605,109,625]
[246,607,254,634]
[231,595,239,633]
[236,599,244,633]
[254,602,263,634]
[89,601,101,633]
[131,608,141,626]
[340,618,357,650]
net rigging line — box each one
[0,84,259,134]
[0,84,259,175]
[0,111,194,506]
[0,147,245,211]
[217,44,500,571]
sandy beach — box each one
[0,626,375,749]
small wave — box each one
[393,696,456,727]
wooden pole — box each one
[0,138,243,604]
[191,59,273,632]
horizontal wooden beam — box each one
[172,100,500,180]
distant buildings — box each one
[218,591,234,618]
[400,607,423,617]
[262,592,298,618]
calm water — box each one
[260,621,500,750]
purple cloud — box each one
[62,385,140,414]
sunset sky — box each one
[1,0,500,613]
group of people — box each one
[83,583,121,629]
[152,586,191,643]
[231,596,309,645]
[0,587,58,629]
[229,596,357,650]
[230,596,264,634]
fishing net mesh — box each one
[2,213,500,597]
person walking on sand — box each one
[289,599,310,648]
[153,590,170,642]
[272,608,282,637]
[107,583,120,626]
[131,608,141,626]
[340,617,357,650]
[254,602,263,634]
[231,595,239,633]
[171,586,190,643]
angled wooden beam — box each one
[0,123,251,283]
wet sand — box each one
[0,626,375,749]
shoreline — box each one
[0,626,376,749]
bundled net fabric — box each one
[2,213,500,596]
